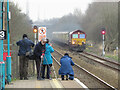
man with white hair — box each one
[34,38,47,80]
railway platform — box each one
[5,78,88,89]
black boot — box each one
[66,75,68,80]
[24,77,28,80]
[20,77,23,80]
[62,78,64,80]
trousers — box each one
[42,64,52,79]
[35,58,42,78]
[19,55,28,79]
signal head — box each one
[33,25,38,33]
[101,30,106,35]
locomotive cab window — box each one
[79,34,85,38]
[73,34,78,38]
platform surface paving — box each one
[5,78,84,88]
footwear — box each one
[5,79,9,85]
[20,77,23,80]
[66,77,68,80]
[46,77,51,80]
[66,75,68,80]
[42,77,45,79]
[49,78,52,80]
[37,77,44,80]
[24,77,28,80]
[69,78,74,80]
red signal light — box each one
[101,30,106,35]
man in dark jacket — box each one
[34,38,47,80]
[16,34,34,80]
[59,53,75,80]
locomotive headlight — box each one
[72,41,75,44]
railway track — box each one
[53,42,119,72]
[52,49,117,89]
[79,52,120,72]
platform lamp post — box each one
[0,0,5,89]
[6,0,11,83]
[101,28,106,56]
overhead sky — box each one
[11,0,94,21]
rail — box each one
[53,49,117,89]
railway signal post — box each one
[101,28,106,56]
[33,25,38,45]
[33,25,38,75]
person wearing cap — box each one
[16,34,34,80]
[59,53,75,80]
[42,39,54,80]
[33,38,47,80]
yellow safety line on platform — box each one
[35,81,41,88]
[52,79,62,88]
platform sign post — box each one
[38,27,46,41]
[6,0,11,83]
[0,0,5,89]
[101,28,106,56]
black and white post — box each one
[101,28,106,56]
[102,34,105,56]
[34,33,37,45]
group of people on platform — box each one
[16,34,74,81]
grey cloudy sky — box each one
[12,0,93,21]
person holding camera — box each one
[16,34,34,80]
[59,53,75,80]
[42,39,54,80]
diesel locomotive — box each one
[52,30,86,51]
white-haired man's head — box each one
[41,38,47,45]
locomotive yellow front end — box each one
[72,38,86,45]
[70,30,86,51]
